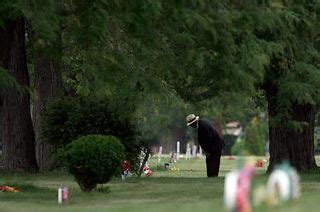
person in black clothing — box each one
[186,114,224,177]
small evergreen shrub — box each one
[62,135,124,192]
[243,117,266,156]
[230,117,267,156]
[231,139,245,156]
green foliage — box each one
[231,139,245,156]
[61,135,124,191]
[231,116,267,156]
[223,134,238,155]
[0,67,21,95]
[41,98,75,146]
[42,97,140,171]
[243,117,266,156]
[135,92,187,145]
[2,0,320,172]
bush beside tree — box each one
[231,139,245,156]
[231,117,267,156]
[61,135,124,191]
[244,117,266,156]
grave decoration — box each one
[121,160,131,180]
[266,161,300,202]
[224,161,256,212]
[224,160,301,211]
[165,163,170,170]
[169,151,177,163]
[0,185,19,193]
[143,163,152,176]
[58,186,69,204]
[253,161,300,206]
[227,155,235,160]
[169,166,180,172]
[255,159,265,167]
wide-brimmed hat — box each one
[186,114,199,126]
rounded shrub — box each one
[62,135,124,192]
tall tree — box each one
[138,0,320,171]
[256,1,320,171]
[0,16,38,171]
[21,0,62,171]
[30,28,63,171]
[27,0,108,170]
[58,1,320,172]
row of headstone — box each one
[185,143,201,159]
[157,141,203,162]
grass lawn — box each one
[0,155,319,212]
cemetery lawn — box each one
[0,156,319,212]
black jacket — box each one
[197,119,224,153]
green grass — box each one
[0,156,319,212]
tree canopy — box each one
[1,0,319,171]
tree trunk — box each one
[266,89,318,172]
[213,113,223,139]
[30,28,63,171]
[33,55,62,171]
[0,18,38,172]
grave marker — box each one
[177,141,180,160]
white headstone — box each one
[177,141,180,160]
[192,145,197,157]
[157,146,163,165]
[186,144,191,159]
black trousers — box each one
[205,150,222,177]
